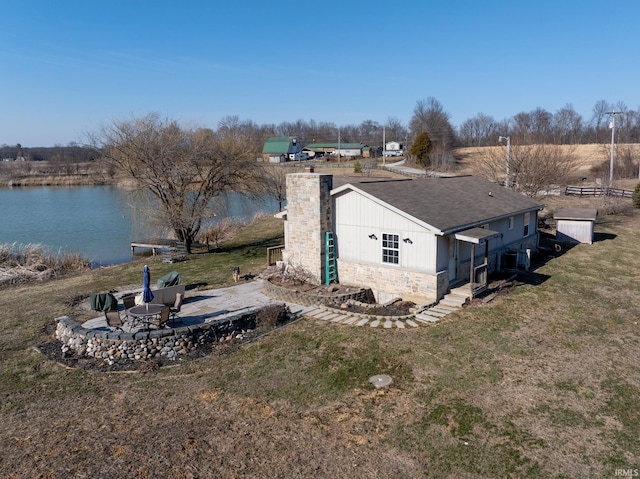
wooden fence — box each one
[565,186,633,199]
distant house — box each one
[262,137,302,163]
[279,174,543,304]
[303,143,367,158]
[384,141,403,157]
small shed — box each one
[554,208,598,244]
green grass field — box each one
[1,196,639,478]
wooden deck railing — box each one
[267,245,285,266]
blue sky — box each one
[1,0,638,147]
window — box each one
[508,216,514,230]
[382,233,399,264]
[523,212,530,236]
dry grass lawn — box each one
[1,174,640,477]
[455,143,640,190]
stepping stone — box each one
[369,319,380,328]
[405,319,419,328]
[419,309,447,317]
[343,316,359,325]
[383,319,393,329]
[301,305,321,315]
[432,305,457,313]
[356,318,369,327]
[330,314,346,322]
[415,313,440,324]
[395,320,405,329]
[317,311,338,321]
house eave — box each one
[454,227,501,244]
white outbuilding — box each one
[553,208,598,244]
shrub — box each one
[353,160,362,174]
[255,304,290,329]
[410,131,432,167]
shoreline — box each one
[3,175,112,187]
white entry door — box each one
[448,237,458,282]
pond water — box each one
[0,186,277,266]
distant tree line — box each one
[0,143,98,162]
[457,100,640,147]
[4,98,639,173]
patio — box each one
[83,280,307,333]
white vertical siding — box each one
[334,190,439,274]
[557,219,594,244]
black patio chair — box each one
[104,310,124,331]
[121,294,137,324]
[170,293,183,325]
[148,306,170,329]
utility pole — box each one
[337,129,341,163]
[606,111,621,188]
[382,126,386,165]
[498,136,511,189]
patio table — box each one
[127,304,165,329]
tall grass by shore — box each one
[0,243,90,285]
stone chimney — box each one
[282,173,333,284]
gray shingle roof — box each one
[331,176,543,234]
[553,208,597,221]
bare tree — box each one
[458,113,498,146]
[385,116,408,146]
[591,100,610,143]
[257,164,288,212]
[408,98,456,169]
[356,120,380,146]
[511,108,553,144]
[552,103,583,144]
[92,113,256,252]
[591,143,640,182]
[475,143,579,197]
[217,115,266,159]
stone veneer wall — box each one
[262,279,375,307]
[55,312,257,363]
[337,259,449,304]
[282,173,333,284]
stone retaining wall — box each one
[262,279,375,307]
[56,312,256,364]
